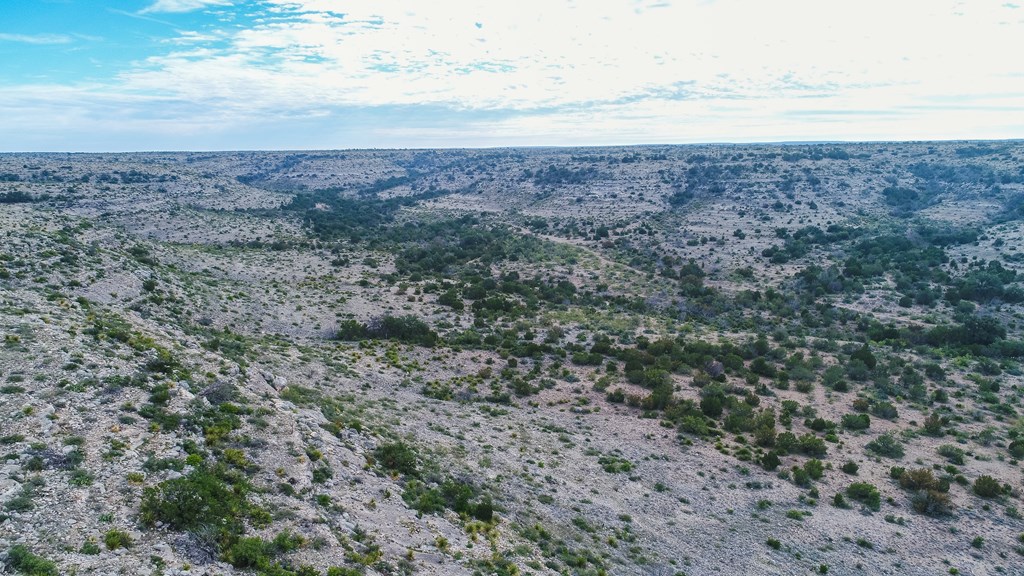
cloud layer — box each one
[1,0,1022,150]
[140,0,232,14]
[0,33,72,44]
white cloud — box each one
[140,0,231,14]
[0,33,72,44]
[3,0,1024,149]
[164,30,228,44]
[121,0,1024,114]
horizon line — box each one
[2,137,1023,155]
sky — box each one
[0,0,1022,151]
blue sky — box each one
[1,0,1022,151]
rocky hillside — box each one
[2,142,1024,576]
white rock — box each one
[0,478,20,498]
[153,541,171,554]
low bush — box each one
[973,475,1002,498]
[866,432,904,458]
[1008,439,1024,459]
[140,465,255,546]
[5,545,58,576]
[222,531,308,571]
[335,315,439,347]
[911,489,952,517]
[374,442,419,476]
[401,478,493,520]
[937,444,965,465]
[804,459,825,480]
[841,413,870,430]
[224,537,270,569]
[870,401,899,420]
[899,468,942,492]
[846,482,881,511]
[103,529,133,550]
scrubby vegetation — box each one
[3,143,1024,575]
[5,545,58,576]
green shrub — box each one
[140,465,252,544]
[938,444,965,465]
[1009,440,1024,459]
[6,545,58,576]
[781,433,827,456]
[374,442,419,476]
[221,531,308,572]
[973,475,1002,498]
[4,478,42,513]
[327,568,363,576]
[222,448,252,470]
[103,529,133,550]
[401,477,492,519]
[69,468,94,487]
[866,432,904,458]
[699,394,724,418]
[805,417,835,432]
[922,413,945,436]
[271,530,306,554]
[334,320,369,341]
[899,468,941,492]
[23,457,44,472]
[911,489,952,516]
[776,431,798,453]
[473,498,495,522]
[597,454,633,473]
[437,289,464,310]
[79,538,101,555]
[841,413,870,430]
[366,315,439,347]
[841,461,859,475]
[402,480,446,514]
[4,492,34,512]
[846,482,881,511]
[804,459,825,480]
[311,464,333,484]
[678,415,709,437]
[870,401,899,420]
[225,537,270,569]
[850,344,876,370]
